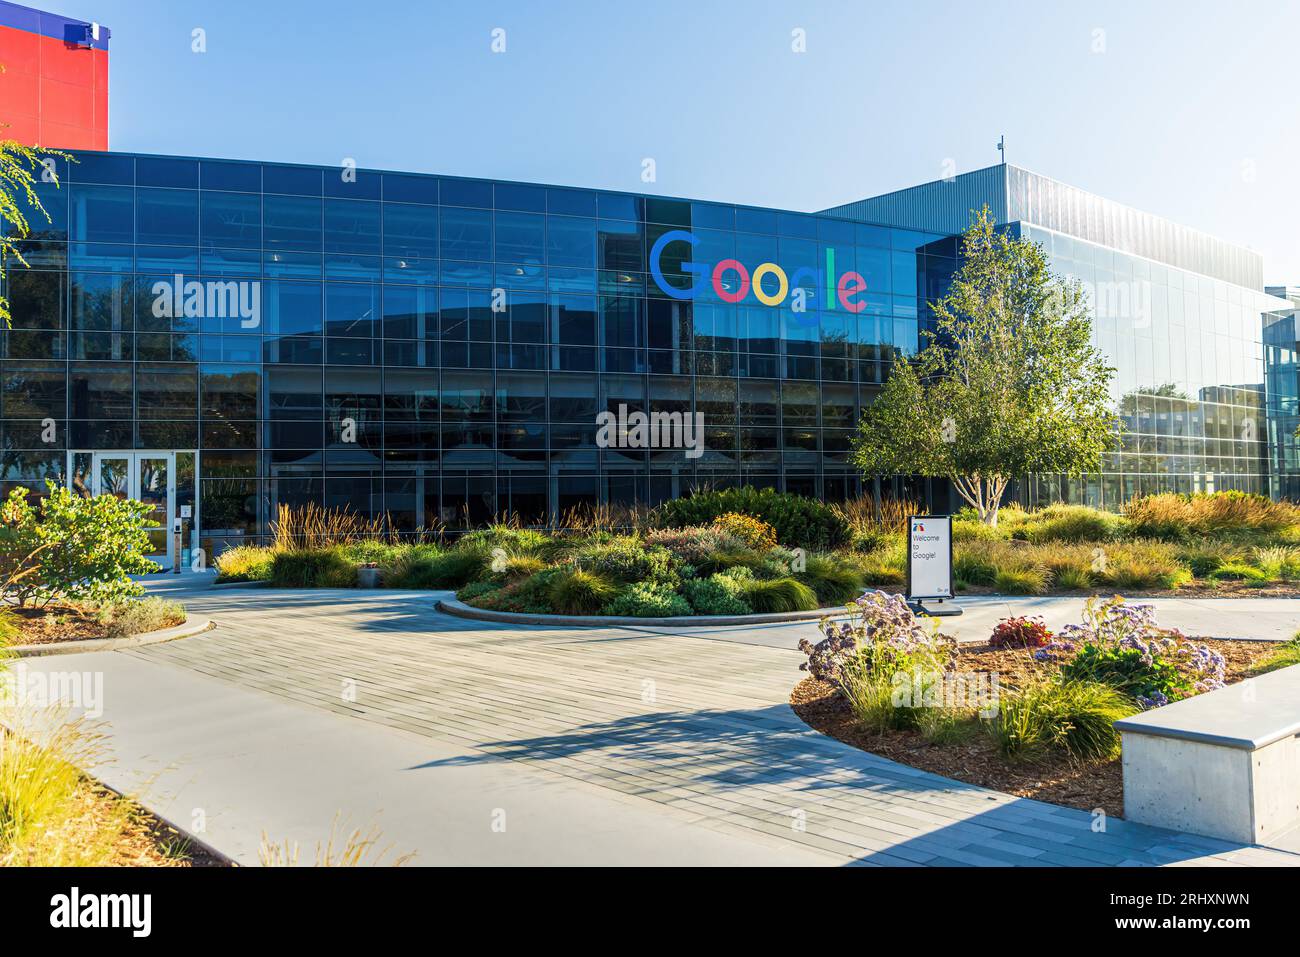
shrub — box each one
[993,566,1048,595]
[1124,491,1300,541]
[270,548,358,588]
[213,545,275,583]
[1252,546,1300,580]
[692,546,765,577]
[711,512,778,551]
[1,481,158,607]
[1060,643,1192,706]
[1209,562,1270,584]
[1047,596,1226,708]
[1052,565,1093,591]
[572,538,677,583]
[651,487,850,549]
[95,597,186,640]
[1019,505,1121,544]
[546,568,619,615]
[798,590,956,687]
[848,527,899,552]
[1175,540,1244,578]
[337,539,403,565]
[986,678,1136,760]
[493,555,546,582]
[860,562,904,586]
[989,616,1052,649]
[681,576,752,616]
[459,525,559,559]
[952,519,1003,543]
[602,581,692,618]
[383,547,487,589]
[740,577,819,613]
[856,543,907,586]
[1104,556,1191,591]
[795,554,864,606]
[953,543,998,586]
[455,580,502,603]
[468,569,560,614]
[643,525,744,564]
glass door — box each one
[136,455,172,561]
[68,451,176,569]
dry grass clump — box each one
[1124,492,1300,540]
[259,815,415,867]
[556,502,647,535]
[271,503,409,550]
[0,711,195,866]
[832,496,919,535]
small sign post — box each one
[906,514,961,617]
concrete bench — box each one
[1114,665,1300,845]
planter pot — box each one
[357,566,381,589]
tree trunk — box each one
[952,473,1009,526]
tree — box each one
[851,207,1119,526]
[1,112,70,328]
[0,482,159,607]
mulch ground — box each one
[3,603,187,646]
[4,605,111,646]
[87,782,229,867]
[790,638,1284,819]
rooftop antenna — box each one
[996,135,1006,164]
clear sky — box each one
[27,0,1300,283]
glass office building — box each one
[1,152,1295,558]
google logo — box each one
[649,229,867,313]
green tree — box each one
[0,481,159,607]
[851,208,1119,526]
[1,119,69,328]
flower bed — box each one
[0,598,187,648]
[218,491,1300,606]
[792,593,1295,817]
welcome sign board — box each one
[907,515,953,601]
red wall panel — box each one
[0,20,108,150]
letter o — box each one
[711,259,750,304]
[751,262,789,306]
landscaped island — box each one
[792,592,1299,817]
[1,481,187,646]
[216,488,1300,615]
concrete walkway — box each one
[922,595,1300,644]
[16,573,1300,866]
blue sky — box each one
[28,0,1300,282]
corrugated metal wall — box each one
[819,165,1008,236]
[1005,167,1262,290]
[821,164,1265,291]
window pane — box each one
[201,192,261,249]
[136,188,198,246]
[440,207,491,261]
[324,200,380,255]
[70,185,133,243]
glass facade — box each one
[1018,223,1288,509]
[1,151,952,549]
[2,151,1295,549]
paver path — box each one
[27,575,1300,866]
